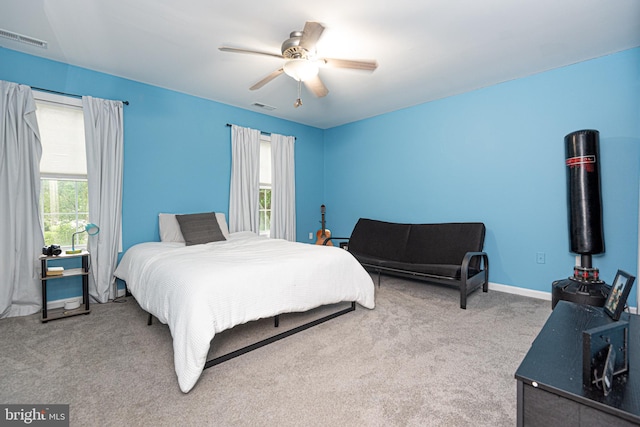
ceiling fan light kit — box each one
[283,59,319,82]
[219,21,378,108]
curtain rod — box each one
[226,123,270,136]
[225,123,295,140]
[31,86,130,105]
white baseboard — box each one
[489,281,638,314]
[46,297,82,310]
[47,287,127,309]
[489,282,551,301]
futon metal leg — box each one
[274,315,279,327]
[460,279,467,309]
[148,313,153,325]
[460,295,467,310]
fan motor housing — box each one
[281,31,308,59]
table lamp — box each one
[66,223,100,254]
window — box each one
[259,135,271,236]
[34,92,89,248]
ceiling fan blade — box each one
[219,46,283,59]
[299,21,325,52]
[250,68,284,90]
[303,75,329,98]
[321,58,378,71]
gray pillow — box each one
[175,212,226,246]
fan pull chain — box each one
[294,80,302,108]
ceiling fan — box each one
[219,21,378,107]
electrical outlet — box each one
[536,252,546,264]
[309,232,313,240]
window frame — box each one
[34,91,89,249]
[258,134,272,237]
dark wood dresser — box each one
[515,300,639,426]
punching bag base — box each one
[551,278,609,309]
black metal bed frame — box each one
[146,301,356,370]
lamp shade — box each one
[85,223,100,236]
[283,59,319,82]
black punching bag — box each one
[565,129,605,255]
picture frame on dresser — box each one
[582,320,629,391]
[604,270,635,321]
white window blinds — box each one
[35,98,86,178]
[259,136,271,185]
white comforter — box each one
[114,232,375,392]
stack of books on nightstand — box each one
[46,266,64,276]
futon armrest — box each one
[461,251,489,278]
[322,237,350,246]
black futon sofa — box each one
[326,218,489,309]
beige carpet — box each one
[0,276,551,426]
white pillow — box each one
[215,213,230,239]
[159,212,230,242]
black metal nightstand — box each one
[40,251,91,322]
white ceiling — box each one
[1,0,639,129]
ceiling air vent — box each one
[252,102,276,111]
[0,29,48,48]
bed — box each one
[113,213,375,393]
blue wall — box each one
[2,46,638,305]
[0,47,325,301]
[324,48,640,304]
[0,47,325,245]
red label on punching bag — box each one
[566,155,596,172]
